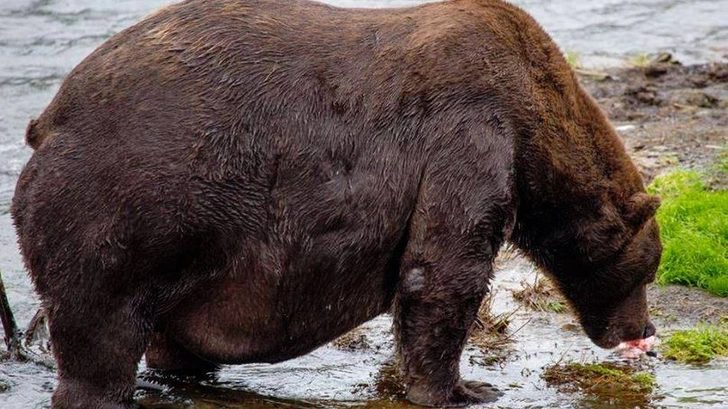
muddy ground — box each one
[580,56,728,186]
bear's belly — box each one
[160,150,415,364]
[165,239,401,364]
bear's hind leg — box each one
[48,292,153,409]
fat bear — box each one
[11,0,662,407]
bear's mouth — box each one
[593,333,647,350]
[585,319,656,350]
[592,332,623,349]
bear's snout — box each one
[642,321,656,339]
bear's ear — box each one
[624,192,660,228]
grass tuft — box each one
[661,325,728,364]
[629,53,652,67]
[542,361,657,406]
[647,163,728,296]
[719,149,728,174]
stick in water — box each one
[0,270,22,356]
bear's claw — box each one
[407,379,503,407]
[135,378,166,392]
[454,380,503,405]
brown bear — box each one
[11,0,661,407]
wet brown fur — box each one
[11,0,661,407]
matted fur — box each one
[12,0,661,407]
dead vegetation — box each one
[468,290,521,366]
[511,273,568,314]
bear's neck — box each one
[510,78,645,274]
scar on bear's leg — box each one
[402,267,425,293]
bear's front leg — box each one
[393,148,514,406]
[395,236,504,407]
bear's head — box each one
[513,189,662,349]
[555,192,662,348]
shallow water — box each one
[1,0,727,407]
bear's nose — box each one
[642,321,656,339]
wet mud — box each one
[579,58,728,186]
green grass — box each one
[629,53,652,67]
[542,362,656,396]
[647,157,728,297]
[563,50,581,69]
[544,300,566,313]
[661,325,728,364]
[720,150,728,173]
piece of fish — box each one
[617,335,656,359]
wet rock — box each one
[670,89,720,108]
[644,64,668,78]
[560,322,581,333]
[708,63,728,82]
[625,84,661,105]
[654,52,678,64]
[625,112,647,121]
[689,76,708,88]
[333,330,371,351]
[643,53,681,78]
